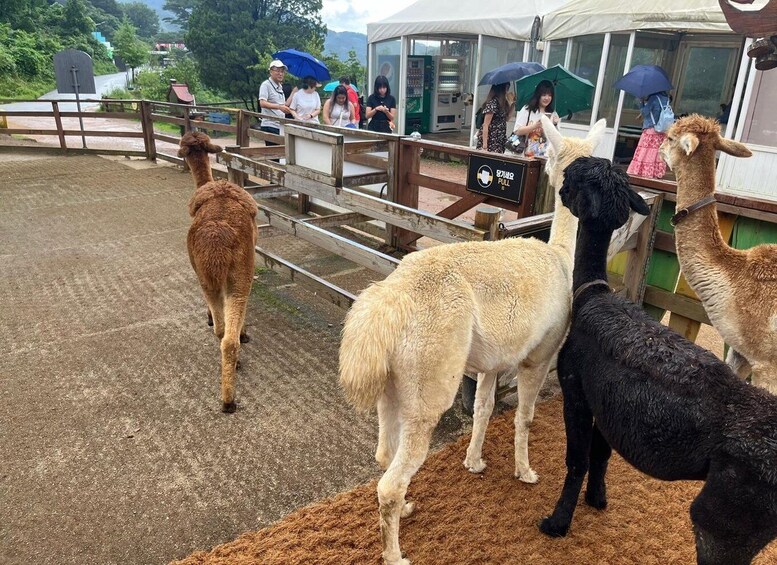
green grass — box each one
[0,77,56,100]
[252,268,301,316]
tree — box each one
[113,20,149,82]
[185,0,326,110]
[163,0,196,32]
[63,0,95,36]
[121,2,160,39]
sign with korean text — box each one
[466,154,526,204]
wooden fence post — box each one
[474,205,502,241]
[393,139,421,248]
[139,100,156,162]
[236,110,250,148]
[225,144,247,187]
[621,193,663,305]
[51,101,67,154]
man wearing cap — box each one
[259,60,291,145]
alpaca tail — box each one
[339,281,413,412]
[178,131,223,188]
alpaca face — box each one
[659,115,752,172]
[542,116,607,192]
[560,156,649,231]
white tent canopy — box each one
[541,0,732,40]
[367,0,569,43]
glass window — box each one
[372,39,401,99]
[567,34,604,124]
[674,44,740,118]
[546,40,566,68]
[597,34,630,126]
[410,39,441,56]
[477,36,526,113]
[743,70,777,148]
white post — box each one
[590,32,611,126]
[734,55,757,143]
[469,34,484,146]
[725,38,752,140]
[398,35,409,135]
[523,41,530,63]
[612,32,636,146]
[563,38,572,68]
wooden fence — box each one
[3,98,777,350]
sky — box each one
[321,0,417,34]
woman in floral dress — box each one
[476,82,512,153]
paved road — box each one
[0,71,129,112]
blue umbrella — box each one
[323,80,357,92]
[478,62,545,86]
[613,65,673,99]
[272,49,330,81]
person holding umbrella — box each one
[476,82,513,153]
[614,65,673,179]
[512,80,560,158]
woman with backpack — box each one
[628,91,671,179]
[475,82,513,153]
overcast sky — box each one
[322,0,417,34]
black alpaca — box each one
[540,156,777,565]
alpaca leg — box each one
[463,371,497,473]
[514,359,552,483]
[726,348,752,380]
[207,308,213,327]
[584,424,611,509]
[219,296,246,413]
[205,292,225,340]
[376,382,401,471]
[691,462,777,565]
[378,419,436,565]
[539,356,593,537]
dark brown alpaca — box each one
[178,132,258,413]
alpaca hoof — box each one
[539,515,569,538]
[585,489,607,510]
[516,468,539,484]
[240,333,250,344]
[207,312,213,326]
[222,401,237,413]
[384,555,410,565]
[464,457,487,474]
[375,452,391,471]
[401,501,415,518]
[235,359,242,371]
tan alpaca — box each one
[340,116,607,565]
[660,115,777,394]
[179,132,258,412]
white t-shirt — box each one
[290,89,321,123]
[514,105,544,133]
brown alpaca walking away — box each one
[660,115,777,394]
[179,132,258,412]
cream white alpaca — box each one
[339,116,607,565]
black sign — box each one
[466,154,526,204]
[53,49,96,94]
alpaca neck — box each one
[548,193,579,260]
[572,225,613,291]
[673,150,735,267]
[188,154,214,188]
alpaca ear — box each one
[206,142,224,154]
[715,137,752,158]
[542,114,564,152]
[628,189,650,216]
[679,133,699,156]
[586,119,607,149]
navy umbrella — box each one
[272,49,331,81]
[613,65,673,99]
[478,62,546,86]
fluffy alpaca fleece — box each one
[659,115,777,394]
[540,156,777,565]
[179,132,258,413]
[339,116,607,565]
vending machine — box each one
[430,56,466,132]
[404,56,433,134]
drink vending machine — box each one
[430,56,465,132]
[404,56,433,134]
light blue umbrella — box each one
[323,80,357,92]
